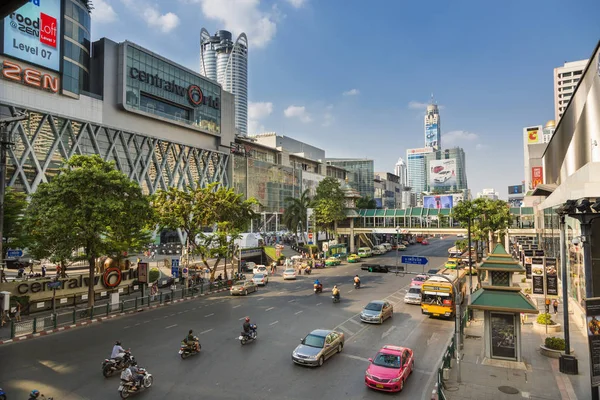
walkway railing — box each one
[432,336,455,400]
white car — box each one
[283,268,297,280]
[434,170,452,183]
[252,273,268,286]
[404,286,422,305]
[253,265,269,275]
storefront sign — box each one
[545,257,558,296]
[585,297,600,387]
[2,0,61,71]
[533,249,544,256]
[1,59,58,92]
[531,256,544,295]
[531,167,543,188]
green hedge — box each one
[149,268,160,283]
[537,313,555,325]
[545,336,566,351]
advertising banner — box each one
[585,298,600,387]
[545,257,558,296]
[2,0,61,71]
[137,262,148,283]
[423,195,454,209]
[533,249,544,256]
[531,167,543,188]
[531,256,544,294]
[526,126,541,144]
[425,122,439,149]
[508,185,523,194]
[524,249,533,279]
[430,159,457,187]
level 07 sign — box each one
[401,256,428,265]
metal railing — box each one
[8,281,232,339]
[432,336,455,400]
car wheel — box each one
[244,289,248,296]
[337,344,343,353]
[399,379,404,391]
[379,317,383,324]
[410,361,414,374]
[318,356,324,367]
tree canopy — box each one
[282,189,311,240]
[1,188,29,258]
[25,155,154,306]
[313,178,345,238]
[356,196,377,209]
[451,198,511,252]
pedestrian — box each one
[520,312,527,325]
[15,303,21,322]
[545,298,551,314]
[553,299,559,315]
[41,264,46,277]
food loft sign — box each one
[15,267,138,295]
[129,67,220,110]
[1,59,59,93]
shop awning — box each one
[469,287,538,314]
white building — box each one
[554,59,587,123]
[394,157,408,186]
[477,188,499,200]
[425,103,441,150]
[407,147,434,205]
[200,29,248,135]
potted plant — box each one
[533,313,561,334]
[539,336,573,358]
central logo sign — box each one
[129,67,220,110]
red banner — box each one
[531,167,543,188]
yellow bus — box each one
[421,268,466,318]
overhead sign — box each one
[2,0,62,72]
[7,249,23,258]
[401,255,429,265]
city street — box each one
[0,237,457,400]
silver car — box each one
[292,329,345,367]
[360,300,393,324]
[229,280,258,296]
[251,273,268,286]
[404,286,422,305]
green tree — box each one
[1,188,29,259]
[455,239,468,252]
[356,196,377,209]
[153,183,257,280]
[282,189,311,244]
[313,178,345,240]
[452,198,511,254]
[25,155,154,306]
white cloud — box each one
[248,101,273,134]
[198,0,278,48]
[286,0,306,8]
[284,105,312,123]
[475,143,489,150]
[93,0,117,23]
[143,7,180,33]
[321,104,334,126]
[408,100,445,110]
[442,130,479,145]
[343,88,360,96]
[248,120,266,134]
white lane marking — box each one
[288,299,295,303]
[165,324,178,329]
[382,325,396,339]
[135,323,140,326]
[205,313,214,317]
[295,310,303,315]
[316,302,322,306]
[265,307,275,311]
[341,353,370,363]
[239,317,246,321]
[338,325,355,336]
[295,286,301,289]
[192,308,197,310]
[269,321,279,326]
[144,320,150,324]
[348,318,362,326]
[347,290,353,293]
[233,305,241,309]
[200,329,213,335]
[278,291,284,294]
[257,297,265,301]
[124,326,131,329]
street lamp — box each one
[395,226,400,272]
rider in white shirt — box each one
[111,340,126,363]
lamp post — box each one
[432,273,462,383]
[557,214,571,356]
[395,226,400,272]
[468,215,473,293]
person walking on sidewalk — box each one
[41,264,46,277]
[553,299,559,315]
[545,298,551,314]
[15,302,21,322]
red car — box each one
[365,345,414,392]
[421,239,429,245]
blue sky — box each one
[91,0,600,199]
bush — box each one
[537,313,555,325]
[524,288,532,294]
[545,337,566,351]
[149,268,160,283]
[521,277,526,283]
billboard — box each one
[525,126,542,144]
[423,195,453,209]
[407,147,434,156]
[508,185,523,195]
[430,159,457,187]
[2,0,61,72]
[531,166,543,188]
[425,123,439,149]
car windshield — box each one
[373,352,402,368]
[253,274,264,279]
[303,334,325,348]
[284,269,295,273]
[408,287,421,294]
[235,280,245,285]
[413,276,425,282]
[364,302,383,311]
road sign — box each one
[171,258,180,278]
[401,255,429,265]
[7,249,23,258]
[182,267,189,278]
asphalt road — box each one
[0,237,458,400]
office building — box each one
[374,172,403,209]
[200,29,248,135]
[326,158,374,199]
[406,147,434,204]
[394,157,407,186]
[554,59,587,122]
[522,121,556,193]
[425,103,441,150]
[424,147,468,194]
[477,188,499,200]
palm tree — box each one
[282,189,311,245]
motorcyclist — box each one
[111,340,127,366]
[353,275,361,288]
[127,362,144,390]
[332,285,340,300]
[185,329,200,352]
[314,279,322,291]
[29,389,47,399]
[242,317,253,338]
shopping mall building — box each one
[531,40,600,328]
[0,0,234,196]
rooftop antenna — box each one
[431,93,435,105]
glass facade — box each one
[62,0,91,95]
[124,43,221,135]
[326,159,374,199]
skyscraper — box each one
[424,147,468,194]
[394,157,407,186]
[407,147,434,204]
[200,29,248,135]
[425,100,441,150]
[553,59,588,123]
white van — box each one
[358,247,372,258]
[381,243,393,252]
[373,245,387,255]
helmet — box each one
[115,340,121,346]
[30,390,40,398]
[245,317,250,322]
[131,361,138,366]
[189,329,193,334]
[334,285,338,288]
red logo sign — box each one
[531,167,543,188]
[39,12,58,48]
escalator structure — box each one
[359,232,376,249]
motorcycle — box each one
[239,324,258,345]
[332,294,340,303]
[354,280,361,289]
[314,284,323,294]
[179,339,201,359]
[0,387,5,400]
[118,368,153,399]
[102,350,135,378]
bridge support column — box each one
[349,219,355,253]
[505,231,510,251]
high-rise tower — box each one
[424,96,441,150]
[394,157,407,186]
[200,29,248,135]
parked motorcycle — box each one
[179,340,201,359]
[102,351,135,378]
[314,284,323,294]
[239,324,258,345]
[118,368,153,399]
